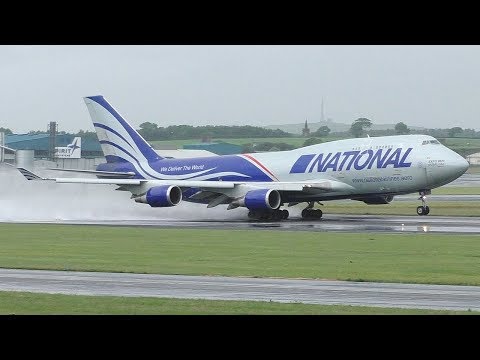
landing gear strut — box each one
[416,191,430,216]
[248,209,289,221]
[301,201,323,220]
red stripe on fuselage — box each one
[242,154,279,181]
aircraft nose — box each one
[452,153,469,176]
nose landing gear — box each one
[416,191,430,215]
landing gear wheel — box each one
[301,208,323,220]
[248,209,288,221]
[416,206,430,216]
[416,191,431,216]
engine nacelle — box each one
[232,189,281,210]
[356,195,394,205]
[134,185,182,207]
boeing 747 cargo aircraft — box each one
[18,96,469,220]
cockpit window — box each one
[422,140,440,145]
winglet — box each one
[18,167,45,181]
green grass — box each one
[150,136,480,153]
[320,200,480,216]
[1,224,480,286]
[150,137,343,149]
[442,138,480,148]
[0,291,475,314]
[433,186,480,195]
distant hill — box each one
[264,121,425,135]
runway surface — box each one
[8,214,480,234]
[1,164,479,234]
[0,268,478,311]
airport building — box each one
[467,152,480,165]
[0,131,227,170]
[1,121,242,170]
[0,132,104,170]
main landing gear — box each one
[248,209,289,221]
[301,201,323,220]
[416,191,430,216]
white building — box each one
[466,152,480,165]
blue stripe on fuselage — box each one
[96,155,275,182]
[289,147,413,173]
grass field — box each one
[0,291,475,314]
[319,200,480,216]
[150,136,346,149]
[149,136,480,152]
[307,185,480,216]
[442,137,480,148]
[1,224,480,286]
[2,224,480,314]
[433,186,480,195]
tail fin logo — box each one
[55,137,81,158]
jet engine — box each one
[355,195,394,205]
[134,185,183,207]
[231,189,281,210]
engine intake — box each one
[134,185,182,207]
[232,189,281,210]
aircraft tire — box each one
[417,206,430,215]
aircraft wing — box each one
[18,167,353,192]
[46,168,137,178]
[18,167,354,209]
[18,168,235,188]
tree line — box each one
[137,122,291,141]
[2,119,480,143]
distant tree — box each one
[350,118,372,138]
[138,122,160,140]
[303,137,323,147]
[74,129,98,141]
[246,142,296,152]
[448,127,463,138]
[312,125,331,137]
[0,127,13,135]
[394,122,410,135]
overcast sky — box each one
[1,45,479,133]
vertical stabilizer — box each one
[84,96,161,164]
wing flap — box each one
[47,168,136,178]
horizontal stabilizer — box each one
[17,168,45,181]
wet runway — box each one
[447,173,480,186]
[8,214,480,234]
[0,268,478,311]
[1,164,479,234]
